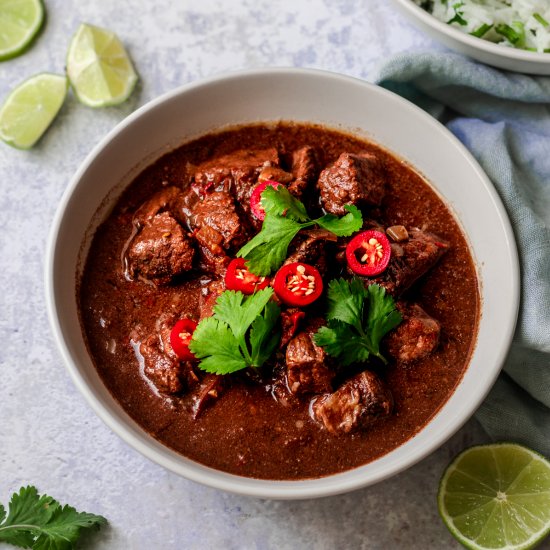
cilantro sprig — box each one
[314,278,402,366]
[0,486,106,550]
[189,287,280,375]
[237,186,363,276]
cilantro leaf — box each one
[0,486,106,550]
[238,187,363,275]
[213,288,273,342]
[314,279,402,365]
[324,277,367,332]
[249,300,281,366]
[189,289,281,375]
[315,205,363,237]
[189,317,248,374]
[315,323,372,366]
[261,185,309,221]
[237,214,302,276]
[364,284,403,361]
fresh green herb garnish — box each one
[238,186,363,275]
[447,3,467,26]
[495,22,525,45]
[533,13,549,27]
[0,486,106,550]
[470,23,493,38]
[189,287,281,375]
[314,278,402,366]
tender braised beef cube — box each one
[385,303,441,363]
[258,165,294,185]
[199,279,225,320]
[313,370,393,435]
[285,320,335,395]
[318,152,386,215]
[371,228,449,296]
[126,212,195,285]
[139,335,183,395]
[288,146,319,198]
[194,148,280,195]
[284,229,337,276]
[133,186,183,227]
[191,191,248,251]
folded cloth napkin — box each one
[372,52,550,456]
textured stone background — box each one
[0,1,500,549]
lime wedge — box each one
[66,23,138,108]
[438,443,550,550]
[0,73,68,149]
[0,0,44,61]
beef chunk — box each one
[284,229,337,276]
[371,228,449,296]
[139,335,183,395]
[385,303,440,363]
[194,148,279,199]
[258,165,294,185]
[313,371,393,435]
[285,320,334,395]
[126,212,195,285]
[317,152,386,215]
[288,146,319,198]
[199,279,225,320]
[133,186,183,227]
[191,191,248,251]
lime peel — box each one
[0,0,44,61]
[438,443,550,550]
[0,73,68,149]
[67,23,138,108]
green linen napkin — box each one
[374,52,550,456]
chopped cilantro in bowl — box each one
[413,0,550,52]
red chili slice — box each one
[225,258,271,294]
[250,180,282,221]
[170,319,198,361]
[273,262,323,307]
[346,230,391,276]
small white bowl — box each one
[392,0,550,74]
[46,68,519,499]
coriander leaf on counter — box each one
[0,486,106,550]
[238,187,363,275]
[189,288,281,375]
[314,278,402,365]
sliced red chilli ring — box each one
[225,258,271,294]
[273,262,323,307]
[250,180,282,221]
[170,319,198,361]
[346,230,391,276]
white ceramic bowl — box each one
[392,0,550,75]
[46,68,519,499]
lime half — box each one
[438,443,550,550]
[66,23,138,108]
[0,73,68,149]
[0,0,44,61]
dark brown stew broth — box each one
[79,123,479,480]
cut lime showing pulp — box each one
[438,443,550,550]
[0,73,68,149]
[0,0,44,61]
[67,23,138,108]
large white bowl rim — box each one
[45,68,520,499]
